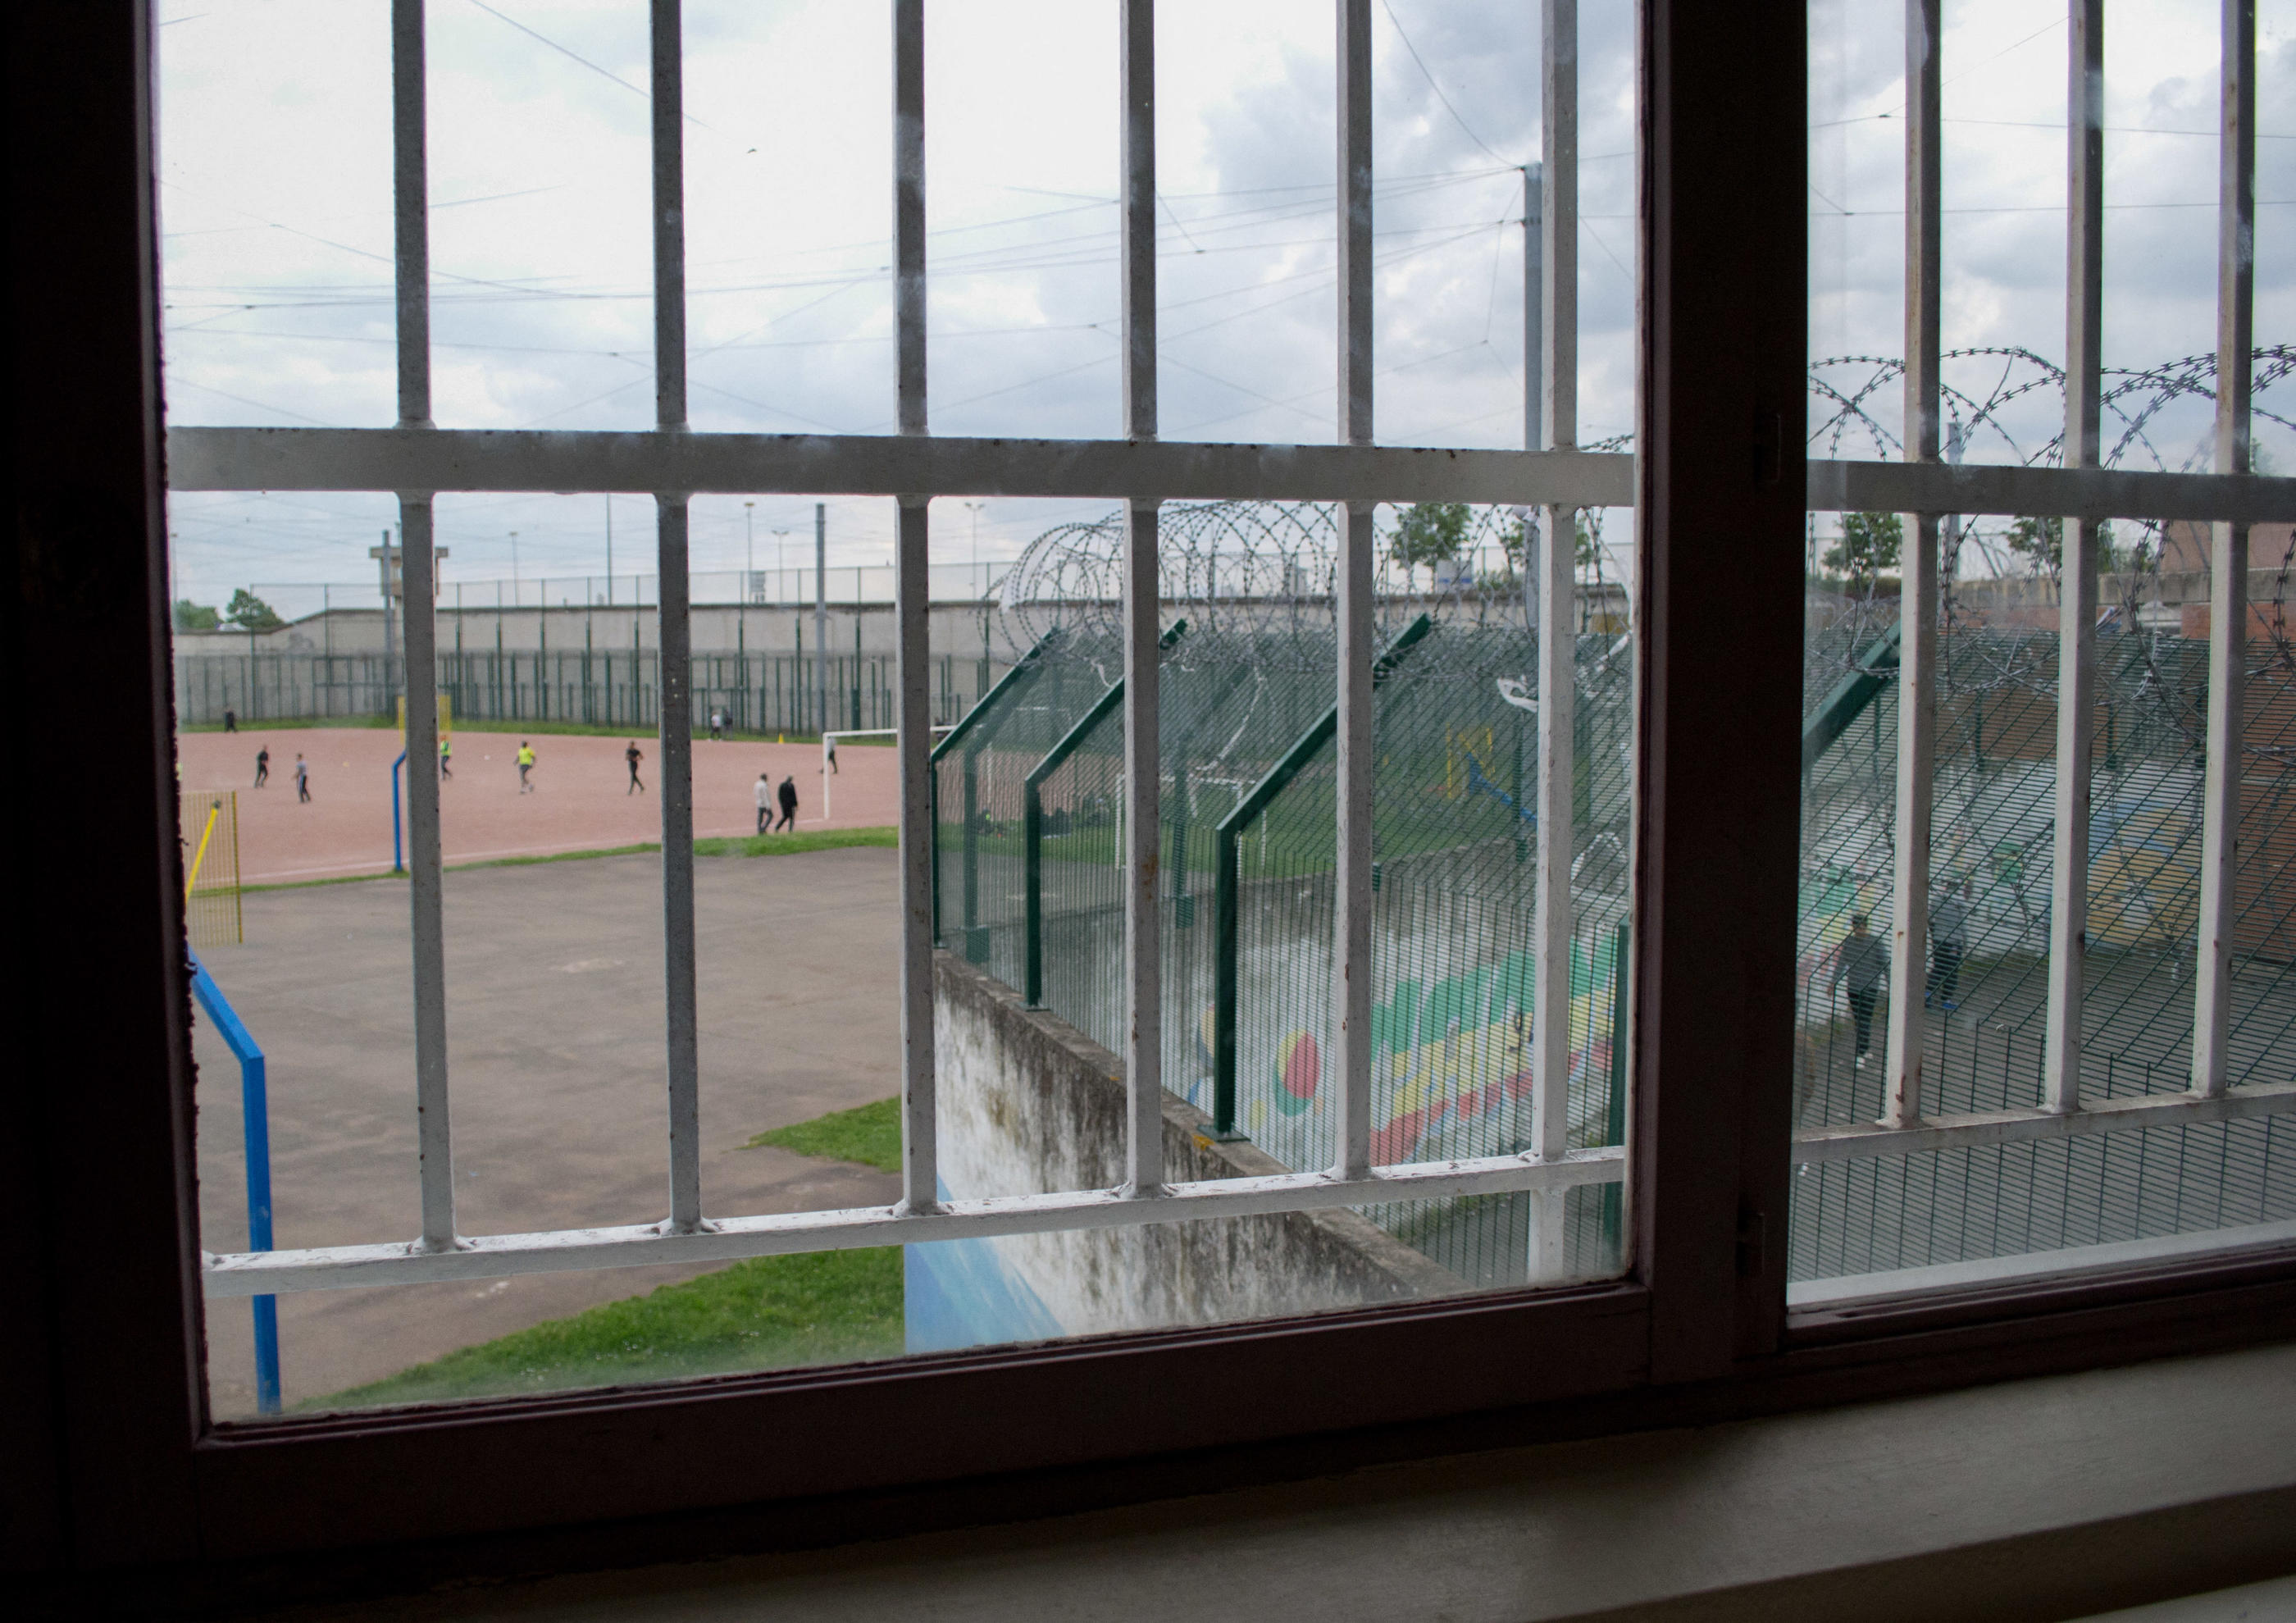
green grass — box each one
[317,1095,912,1409]
[695,827,897,859]
[744,1096,901,1170]
[316,1247,903,1408]
[180,715,398,733]
[235,827,895,892]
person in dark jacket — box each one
[774,773,799,832]
[1830,913,1889,1067]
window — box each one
[11,0,2292,1578]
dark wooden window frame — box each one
[9,0,2295,1594]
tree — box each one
[225,587,286,633]
[1389,502,1471,572]
[1823,511,1902,588]
[2004,516,2118,585]
[1498,511,1600,574]
[173,600,219,632]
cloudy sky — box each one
[157,0,2288,618]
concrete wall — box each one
[912,951,1462,1350]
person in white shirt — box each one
[755,770,772,835]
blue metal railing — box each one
[189,949,280,1414]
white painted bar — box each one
[2192,0,2256,1099]
[399,499,455,1252]
[1884,0,1941,1129]
[1332,0,1375,1184]
[1120,0,1164,1198]
[1794,1078,2296,1164]
[162,428,2295,524]
[391,0,454,1253]
[1528,0,1578,1279]
[1806,460,2291,526]
[2045,0,2106,1117]
[203,1147,1629,1297]
[1789,1215,2296,1308]
[652,0,702,1232]
[892,0,934,1217]
[1884,518,1937,1124]
[895,504,937,1214]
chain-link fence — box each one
[1791,572,2296,1281]
[175,648,995,734]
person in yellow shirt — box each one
[439,732,453,781]
[515,740,536,794]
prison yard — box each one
[177,723,896,885]
[182,508,2296,1417]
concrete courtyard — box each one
[194,846,903,1416]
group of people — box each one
[1827,878,1975,1067]
[244,735,804,831]
[249,746,310,803]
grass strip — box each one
[744,1096,901,1171]
[694,827,897,858]
[317,1096,910,1409]
[237,827,895,892]
[315,1248,902,1409]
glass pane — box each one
[1794,0,2296,1298]
[164,0,1639,1420]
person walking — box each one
[1927,878,1971,1010]
[439,732,453,781]
[626,741,645,794]
[223,708,238,733]
[708,707,723,742]
[293,753,311,804]
[755,770,772,835]
[516,740,536,793]
[825,735,838,775]
[253,746,269,789]
[1829,913,1888,1068]
[774,773,798,832]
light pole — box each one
[509,531,520,604]
[741,503,754,695]
[772,529,790,607]
[963,500,986,597]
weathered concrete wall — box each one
[922,950,1462,1345]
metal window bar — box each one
[1121,0,1164,1200]
[188,1,2296,1305]
[652,0,703,1235]
[1528,0,1580,1279]
[2192,0,2256,1098]
[895,0,936,1216]
[1332,0,1376,1187]
[2044,0,2106,1119]
[392,0,453,1254]
[1882,0,1941,1132]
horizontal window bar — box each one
[1813,458,2294,523]
[202,1146,1626,1297]
[165,427,1629,507]
[166,426,2293,522]
[1793,1078,2296,1165]
[1788,1215,2296,1310]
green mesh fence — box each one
[1790,578,2296,1282]
[933,523,1634,1287]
